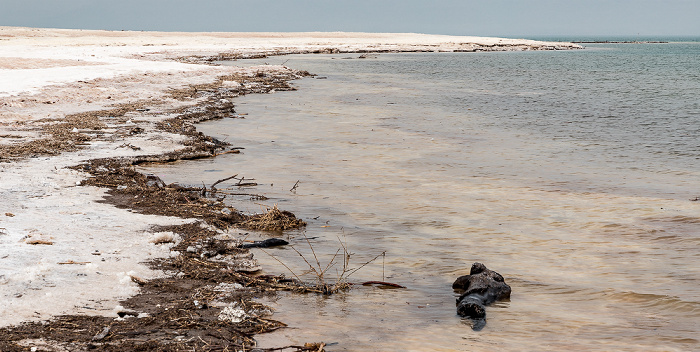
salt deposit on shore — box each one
[0,27,581,327]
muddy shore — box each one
[0,27,582,351]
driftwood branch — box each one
[211,174,238,192]
[236,176,257,187]
[258,343,326,351]
[359,281,406,288]
[213,190,268,200]
[58,260,91,265]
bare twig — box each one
[345,251,385,279]
[320,248,342,278]
[337,235,350,275]
[211,174,238,191]
[260,249,304,284]
[382,251,386,281]
[264,230,388,295]
[58,260,91,265]
[235,176,258,187]
[359,281,406,288]
[214,190,267,197]
[290,246,320,280]
[304,233,323,280]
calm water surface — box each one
[142,43,700,351]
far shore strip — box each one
[0,27,581,327]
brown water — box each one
[141,49,700,351]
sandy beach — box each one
[0,27,581,350]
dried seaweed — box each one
[0,63,320,351]
[241,205,307,232]
[0,102,151,161]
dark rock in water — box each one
[241,238,289,248]
[453,263,511,329]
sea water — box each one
[140,41,700,351]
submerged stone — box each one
[453,262,511,328]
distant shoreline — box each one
[572,40,669,44]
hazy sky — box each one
[1,0,698,38]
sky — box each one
[1,0,699,38]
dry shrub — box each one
[241,205,306,231]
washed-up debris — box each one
[241,238,289,248]
[57,260,90,265]
[302,342,326,352]
[116,143,141,150]
[25,239,53,245]
[241,205,306,231]
[129,275,147,286]
[149,232,178,244]
[360,281,406,289]
[218,304,248,323]
[91,326,110,341]
[0,68,318,351]
[0,106,128,161]
[116,310,139,318]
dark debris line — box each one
[0,68,328,351]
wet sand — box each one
[0,27,581,350]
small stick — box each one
[336,235,350,277]
[214,191,268,200]
[290,180,300,192]
[58,260,91,265]
[260,249,305,284]
[211,174,238,190]
[290,246,321,280]
[213,150,240,156]
[320,248,342,278]
[345,251,386,279]
[303,233,323,279]
[359,281,406,289]
[382,252,386,281]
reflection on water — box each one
[141,48,700,351]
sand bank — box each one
[0,27,581,348]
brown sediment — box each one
[0,109,106,160]
[0,62,323,351]
[166,70,310,101]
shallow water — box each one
[141,43,700,351]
